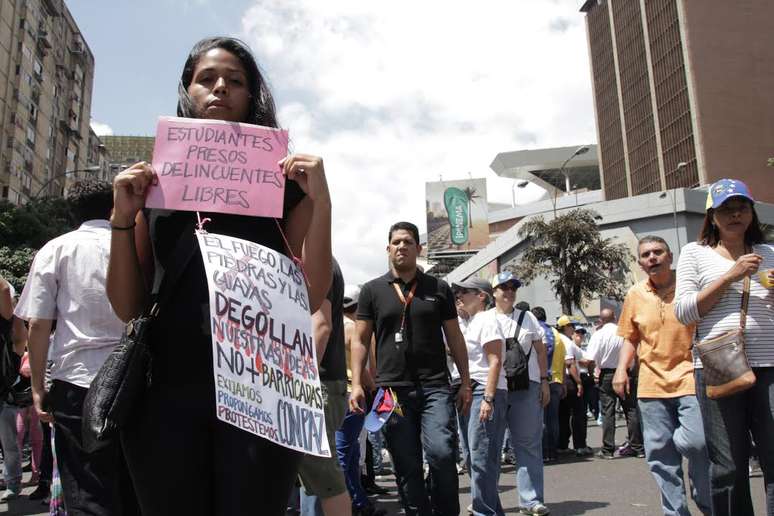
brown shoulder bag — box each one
[695,275,756,399]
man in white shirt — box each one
[15,180,136,515]
[584,308,643,459]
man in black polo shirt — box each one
[350,221,472,516]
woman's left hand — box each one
[279,154,330,204]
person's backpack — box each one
[503,310,531,391]
[0,317,20,396]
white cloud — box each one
[241,1,595,284]
[90,120,114,136]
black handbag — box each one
[503,310,531,391]
[81,219,197,452]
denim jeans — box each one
[382,384,459,516]
[599,369,643,454]
[542,382,563,459]
[459,385,507,516]
[695,367,774,516]
[0,402,22,492]
[506,381,545,509]
[639,396,712,516]
[337,407,370,509]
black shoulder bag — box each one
[82,220,197,452]
[503,310,531,391]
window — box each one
[26,125,36,147]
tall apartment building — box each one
[0,0,95,203]
[101,135,155,170]
[581,0,774,203]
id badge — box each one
[394,332,404,343]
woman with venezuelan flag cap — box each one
[674,178,774,516]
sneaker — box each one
[521,502,550,515]
[618,445,643,458]
[467,503,473,514]
[596,416,603,426]
[28,482,51,501]
[596,450,614,460]
[575,447,594,457]
[0,489,20,501]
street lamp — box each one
[552,145,590,217]
[659,161,688,259]
[33,165,102,200]
[511,180,528,207]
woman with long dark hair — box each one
[675,179,774,515]
[106,37,331,515]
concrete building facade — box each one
[581,0,774,203]
[0,0,95,203]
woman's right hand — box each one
[723,253,763,284]
[112,162,156,225]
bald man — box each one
[584,309,643,459]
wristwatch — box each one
[541,375,551,382]
[482,394,495,405]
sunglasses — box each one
[454,288,477,296]
[496,283,518,291]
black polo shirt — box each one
[357,269,456,387]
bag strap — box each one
[148,218,198,316]
[511,310,531,356]
[739,275,751,332]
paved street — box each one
[2,418,766,515]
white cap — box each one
[343,284,360,309]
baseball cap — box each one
[491,271,522,290]
[556,315,579,328]
[705,179,754,210]
[364,387,396,432]
[452,277,493,295]
[343,284,360,309]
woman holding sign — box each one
[107,37,331,515]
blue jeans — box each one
[383,384,459,516]
[695,367,774,516]
[542,382,562,459]
[639,396,711,516]
[506,381,545,509]
[460,385,507,516]
[0,402,21,492]
[336,407,369,509]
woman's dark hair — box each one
[698,202,764,247]
[67,179,113,225]
[177,37,278,127]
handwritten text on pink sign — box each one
[146,116,289,217]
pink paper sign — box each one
[146,116,289,217]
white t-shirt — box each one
[15,220,125,388]
[583,322,624,369]
[562,334,584,376]
[491,308,545,383]
[465,310,506,390]
[447,315,467,381]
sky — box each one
[69,0,597,285]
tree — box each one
[462,186,481,228]
[0,198,75,291]
[515,208,631,315]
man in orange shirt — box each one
[613,236,711,516]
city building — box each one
[0,0,97,202]
[101,135,155,173]
[580,0,774,203]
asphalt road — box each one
[2,418,766,515]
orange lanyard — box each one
[392,282,417,335]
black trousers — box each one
[121,325,302,516]
[581,372,598,418]
[598,369,643,454]
[558,379,587,450]
[48,380,137,516]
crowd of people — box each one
[0,36,771,516]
